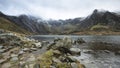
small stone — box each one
[53,50,61,55]
[11,57,18,61]
[30,48,37,51]
[18,50,25,55]
[22,48,29,52]
[11,54,18,57]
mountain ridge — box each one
[0,9,120,35]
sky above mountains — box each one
[0,0,120,20]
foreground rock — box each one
[0,32,85,68]
[70,48,81,55]
[44,37,85,68]
[0,32,43,68]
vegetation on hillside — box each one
[90,24,109,31]
[0,17,31,34]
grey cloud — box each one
[0,0,120,19]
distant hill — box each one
[0,12,31,34]
[0,9,120,35]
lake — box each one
[30,35,120,44]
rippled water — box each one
[30,35,120,68]
[30,35,120,44]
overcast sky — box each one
[0,0,120,20]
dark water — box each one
[30,35,120,68]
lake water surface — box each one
[30,35,120,44]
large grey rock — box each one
[33,42,42,48]
[70,48,81,55]
[67,56,77,62]
[48,37,73,50]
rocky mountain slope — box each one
[0,12,31,34]
[0,9,120,34]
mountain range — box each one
[0,9,120,35]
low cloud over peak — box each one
[0,0,120,20]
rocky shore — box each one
[0,32,85,68]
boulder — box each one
[33,42,42,48]
[67,56,77,62]
[70,48,81,55]
[48,37,73,50]
[71,63,79,68]
[74,38,85,44]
